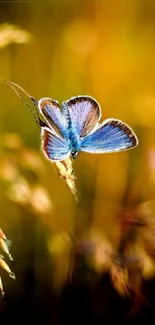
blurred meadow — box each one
[0,0,155,323]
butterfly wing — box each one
[38,98,68,138]
[81,119,138,153]
[41,127,70,161]
[62,96,101,137]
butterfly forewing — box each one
[80,119,138,153]
[62,96,101,137]
[38,98,68,138]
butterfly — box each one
[0,78,138,162]
[38,96,139,161]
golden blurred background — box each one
[0,0,155,322]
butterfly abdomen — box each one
[69,131,81,159]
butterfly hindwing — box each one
[80,119,138,153]
[41,127,70,161]
[38,98,68,138]
[62,96,101,137]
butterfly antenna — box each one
[0,78,41,129]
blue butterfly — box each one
[37,96,138,161]
[0,78,138,161]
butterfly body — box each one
[60,101,84,158]
[67,123,81,159]
[68,133,81,159]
